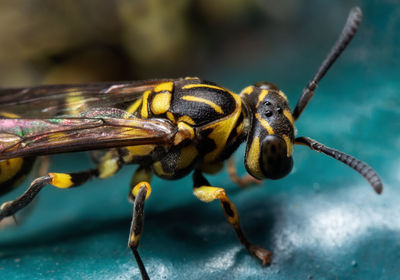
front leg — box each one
[192,170,272,266]
[227,157,262,188]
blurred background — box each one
[0,0,399,279]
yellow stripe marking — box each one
[193,186,226,202]
[255,113,275,135]
[132,182,152,200]
[174,122,195,145]
[166,112,175,123]
[126,99,142,114]
[185,76,199,80]
[256,89,269,107]
[240,86,254,95]
[283,109,295,127]
[154,82,173,93]
[203,94,242,162]
[246,136,263,179]
[49,173,74,188]
[178,115,195,125]
[140,90,151,118]
[282,134,293,157]
[182,83,228,93]
[181,95,224,114]
[278,90,288,102]
[150,92,171,115]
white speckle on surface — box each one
[204,246,241,273]
[274,184,400,254]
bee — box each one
[0,7,382,280]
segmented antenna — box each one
[292,7,362,120]
[295,137,383,194]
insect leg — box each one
[0,169,97,222]
[128,166,152,203]
[227,158,261,188]
[128,181,152,280]
[192,170,272,265]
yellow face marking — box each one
[150,92,171,115]
[181,95,224,114]
[240,86,254,96]
[178,115,195,125]
[282,134,293,157]
[166,112,176,123]
[255,113,275,135]
[256,89,269,107]
[132,181,152,200]
[278,90,289,102]
[0,158,24,183]
[154,82,173,93]
[0,112,20,118]
[177,145,198,169]
[140,90,151,119]
[283,109,295,127]
[122,145,156,163]
[246,136,263,179]
[182,83,229,93]
[203,94,242,162]
[126,99,142,114]
[49,173,74,188]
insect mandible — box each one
[0,6,382,280]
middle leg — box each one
[192,170,272,265]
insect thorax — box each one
[119,78,246,179]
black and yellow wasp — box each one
[0,7,382,280]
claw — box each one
[248,244,272,266]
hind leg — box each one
[0,150,123,222]
[0,170,97,221]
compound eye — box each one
[254,82,279,91]
[261,135,293,179]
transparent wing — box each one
[0,79,172,118]
[0,117,177,159]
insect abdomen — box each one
[0,157,35,196]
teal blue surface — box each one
[1,2,400,280]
